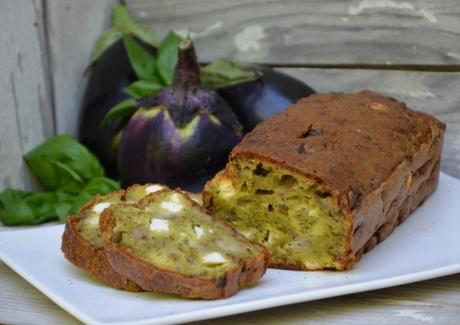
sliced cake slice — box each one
[61,184,168,291]
[99,189,268,299]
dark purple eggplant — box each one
[78,4,158,178]
[217,67,315,132]
[78,40,136,177]
[78,37,158,178]
[117,39,243,192]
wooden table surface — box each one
[1,0,460,324]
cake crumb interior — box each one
[206,159,349,270]
[110,191,262,278]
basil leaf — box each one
[123,35,157,82]
[55,177,120,223]
[87,28,122,69]
[201,59,259,88]
[0,177,120,225]
[0,190,65,225]
[101,98,137,127]
[25,192,71,224]
[124,80,163,98]
[24,135,104,193]
[1,138,122,225]
[55,201,75,223]
[53,194,84,223]
[0,189,29,204]
[157,32,183,85]
[80,177,120,197]
[0,190,35,225]
[112,4,159,47]
[48,160,86,193]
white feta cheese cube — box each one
[194,226,205,238]
[160,201,183,213]
[202,252,226,265]
[145,184,165,194]
[149,218,169,232]
[92,202,111,214]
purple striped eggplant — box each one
[117,39,243,192]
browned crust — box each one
[353,143,442,262]
[99,189,269,299]
[61,215,142,292]
[203,90,446,271]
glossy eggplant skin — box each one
[118,106,241,192]
[117,40,243,193]
[78,40,139,177]
[217,67,315,132]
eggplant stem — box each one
[172,38,201,88]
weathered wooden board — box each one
[0,0,55,192]
[0,262,80,325]
[126,0,460,66]
[1,259,459,325]
[46,0,118,136]
[278,68,460,178]
[193,274,460,325]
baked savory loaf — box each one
[203,90,445,271]
[99,189,268,299]
[61,184,168,291]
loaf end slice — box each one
[203,90,445,270]
[100,189,269,299]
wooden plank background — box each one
[1,1,460,324]
[0,0,117,192]
[126,0,460,66]
[0,0,54,192]
[46,0,118,136]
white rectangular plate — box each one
[1,173,460,325]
